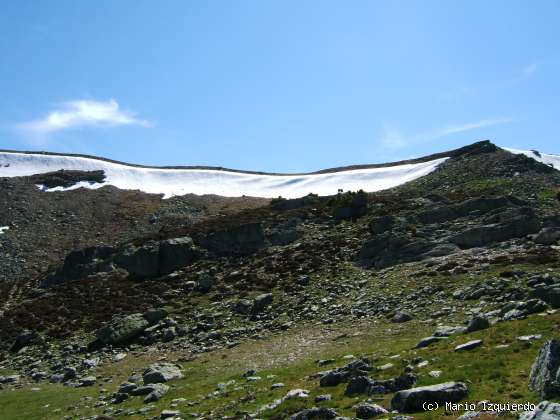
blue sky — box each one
[1,1,559,172]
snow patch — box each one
[0,151,447,199]
[0,226,9,234]
[504,147,560,170]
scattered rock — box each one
[391,381,469,413]
[253,293,273,313]
[529,340,560,399]
[143,363,183,384]
[415,336,447,349]
[519,401,560,419]
[392,312,413,323]
[10,330,40,352]
[290,407,339,420]
[465,315,490,333]
[355,403,389,418]
[345,375,376,396]
[143,308,168,324]
[455,340,483,352]
[143,383,170,403]
[199,223,266,257]
[96,313,149,345]
[533,227,560,245]
[314,394,331,403]
[78,376,96,387]
[160,410,181,419]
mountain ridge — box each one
[0,140,499,175]
[0,139,560,419]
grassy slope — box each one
[1,286,558,418]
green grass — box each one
[1,312,558,419]
[537,188,559,202]
[2,259,559,419]
[457,178,517,195]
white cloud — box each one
[16,99,151,137]
[437,117,514,136]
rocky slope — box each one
[0,140,559,419]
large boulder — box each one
[200,223,266,257]
[143,308,168,324]
[10,330,41,352]
[529,340,560,399]
[159,237,200,274]
[519,401,560,419]
[42,245,116,286]
[534,228,560,245]
[416,196,516,225]
[332,191,368,221]
[358,233,436,269]
[114,241,160,278]
[530,285,560,308]
[114,236,200,278]
[266,219,304,246]
[391,382,468,413]
[369,215,395,234]
[450,207,540,248]
[142,362,183,384]
[253,293,273,313]
[30,169,105,188]
[96,313,149,345]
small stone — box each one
[118,382,138,394]
[518,334,543,342]
[416,336,447,349]
[78,376,96,387]
[143,383,170,403]
[392,312,413,323]
[315,394,331,402]
[355,403,389,418]
[465,315,490,333]
[455,340,483,352]
[143,363,183,384]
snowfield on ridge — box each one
[0,146,557,199]
[0,151,448,199]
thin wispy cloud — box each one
[437,117,514,136]
[16,99,151,138]
[523,63,538,77]
[440,62,540,103]
[380,125,407,149]
[438,86,475,102]
[377,116,514,154]
[502,62,540,87]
